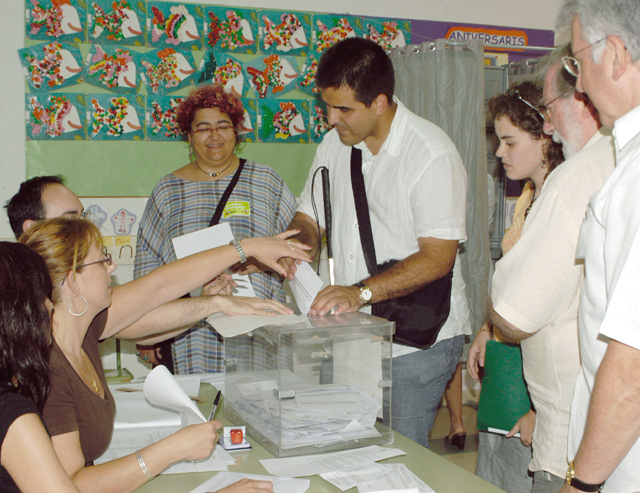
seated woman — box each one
[0,242,78,492]
[135,83,297,374]
[466,80,563,492]
[21,217,308,492]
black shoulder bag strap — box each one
[209,158,246,227]
[350,147,379,276]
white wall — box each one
[0,0,562,240]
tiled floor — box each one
[429,403,479,474]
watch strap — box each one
[566,461,604,492]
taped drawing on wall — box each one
[26,93,86,140]
[88,0,146,46]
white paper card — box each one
[190,471,310,493]
[288,261,324,315]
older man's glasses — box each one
[515,90,546,121]
[77,247,112,269]
[562,37,608,77]
[539,89,574,123]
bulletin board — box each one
[21,0,553,197]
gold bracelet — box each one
[135,450,154,481]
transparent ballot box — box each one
[223,311,395,457]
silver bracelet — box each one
[231,239,247,264]
[135,450,154,481]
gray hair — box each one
[535,44,577,98]
[556,0,640,62]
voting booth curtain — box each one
[390,39,490,335]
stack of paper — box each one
[227,371,381,450]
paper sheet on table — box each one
[357,463,434,493]
[205,312,307,337]
[321,463,391,491]
[190,471,310,493]
[172,222,255,297]
[96,425,234,474]
[288,261,324,315]
[144,365,207,425]
[260,445,405,477]
[110,374,201,428]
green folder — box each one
[476,340,532,433]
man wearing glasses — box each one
[556,1,640,492]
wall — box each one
[0,0,563,239]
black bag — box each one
[350,147,452,349]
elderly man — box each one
[556,1,640,492]
[472,46,614,491]
[280,37,471,448]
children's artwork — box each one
[88,93,145,140]
[245,55,299,99]
[259,11,311,56]
[84,44,141,92]
[146,95,184,141]
[309,101,332,143]
[239,98,257,142]
[19,41,83,91]
[204,7,258,54]
[26,0,86,43]
[26,93,86,140]
[88,0,145,46]
[196,51,246,98]
[297,53,319,96]
[258,99,309,143]
[84,204,108,229]
[140,48,196,95]
[364,19,411,50]
[313,15,362,54]
[111,208,137,235]
[148,2,202,50]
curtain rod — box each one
[399,40,553,53]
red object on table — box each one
[230,428,243,444]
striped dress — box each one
[134,161,296,373]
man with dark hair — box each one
[4,175,83,238]
[280,37,471,448]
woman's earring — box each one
[188,145,194,161]
[67,295,88,317]
[541,155,549,169]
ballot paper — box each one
[320,463,392,491]
[171,222,256,298]
[259,445,405,477]
[206,312,307,337]
[357,463,434,493]
[189,471,310,493]
[227,371,382,451]
[288,261,324,315]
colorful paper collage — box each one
[312,14,362,54]
[148,2,202,50]
[239,97,258,142]
[26,93,86,140]
[257,99,309,143]
[309,100,332,143]
[19,41,84,92]
[297,53,319,96]
[259,11,311,57]
[139,47,197,95]
[146,95,184,141]
[88,0,146,46]
[196,51,246,98]
[364,18,411,50]
[26,0,86,43]
[204,7,258,54]
[84,44,142,93]
[88,93,145,140]
[245,54,300,99]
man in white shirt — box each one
[556,1,640,491]
[280,37,471,448]
[481,48,614,491]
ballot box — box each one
[223,311,395,458]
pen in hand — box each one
[208,390,222,421]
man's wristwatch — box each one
[355,281,373,305]
[565,460,605,492]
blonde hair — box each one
[20,218,103,305]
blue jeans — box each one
[383,334,465,448]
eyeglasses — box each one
[562,37,608,77]
[77,247,112,269]
[515,90,545,121]
[80,210,92,220]
[191,122,234,136]
[539,89,574,123]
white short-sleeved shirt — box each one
[492,129,615,476]
[297,98,471,346]
[569,105,640,492]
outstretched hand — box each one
[244,231,312,277]
[309,285,363,316]
[216,295,293,317]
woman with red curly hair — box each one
[134,84,296,373]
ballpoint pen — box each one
[208,390,222,421]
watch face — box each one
[360,287,373,301]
